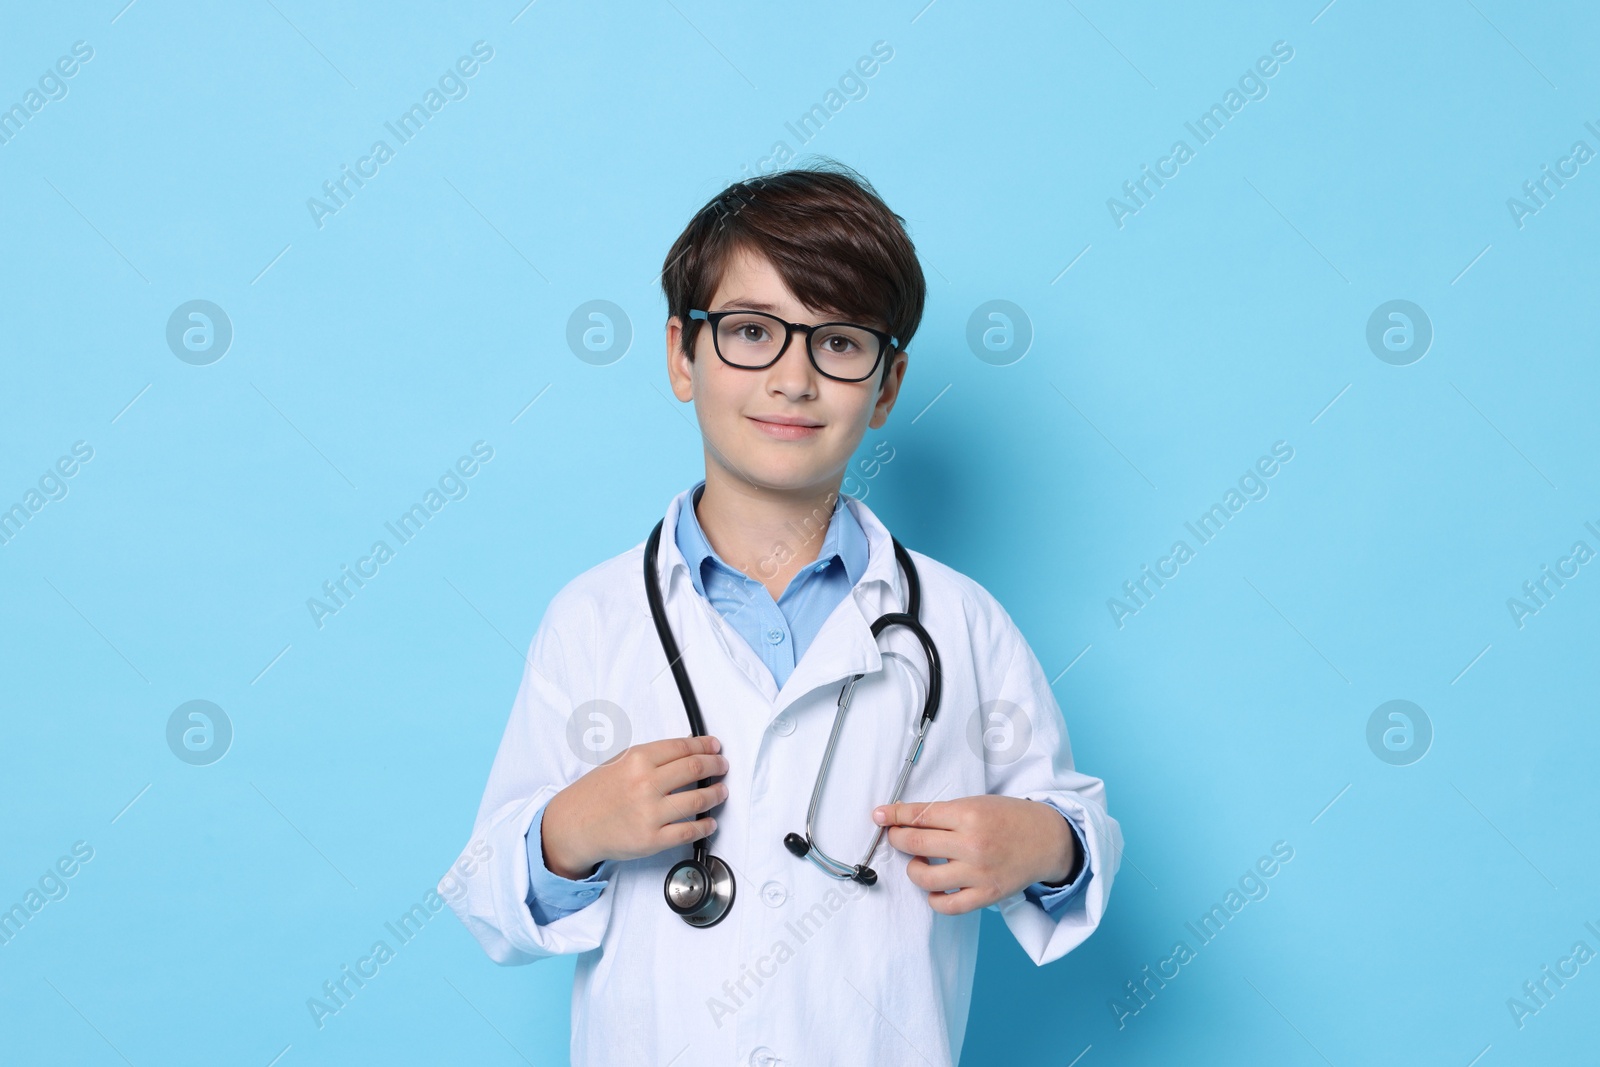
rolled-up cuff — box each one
[524,797,610,925]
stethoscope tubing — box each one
[644,508,943,918]
[642,520,716,871]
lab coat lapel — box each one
[653,489,783,705]
[772,493,906,715]
[652,487,910,717]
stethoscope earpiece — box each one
[785,829,883,886]
[784,828,884,886]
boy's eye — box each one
[814,327,874,358]
[718,314,776,345]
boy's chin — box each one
[727,462,840,495]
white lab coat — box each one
[441,486,1121,1066]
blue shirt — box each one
[523,482,1091,922]
[675,479,869,692]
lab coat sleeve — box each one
[440,629,618,965]
[981,611,1122,966]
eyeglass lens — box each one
[714,311,881,380]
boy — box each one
[442,163,1120,1066]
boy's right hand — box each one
[540,735,728,881]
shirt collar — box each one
[651,482,907,706]
[673,479,869,598]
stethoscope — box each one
[643,512,943,929]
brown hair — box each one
[660,160,926,385]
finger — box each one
[657,814,718,852]
[886,824,962,861]
[873,798,960,831]
[656,747,729,794]
[904,855,970,893]
[654,781,728,825]
[644,734,721,768]
[924,885,988,917]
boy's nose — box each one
[765,335,819,396]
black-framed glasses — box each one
[688,308,900,383]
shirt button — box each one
[766,628,785,644]
[770,713,794,736]
[749,1046,779,1066]
[760,880,787,907]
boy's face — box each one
[666,247,908,497]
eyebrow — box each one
[712,297,869,323]
[712,297,784,313]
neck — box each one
[693,462,843,582]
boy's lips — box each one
[749,415,822,440]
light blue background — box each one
[2,1,1596,1064]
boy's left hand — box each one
[872,796,1078,916]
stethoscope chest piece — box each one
[663,854,736,927]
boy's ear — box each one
[868,350,909,429]
[666,316,694,401]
